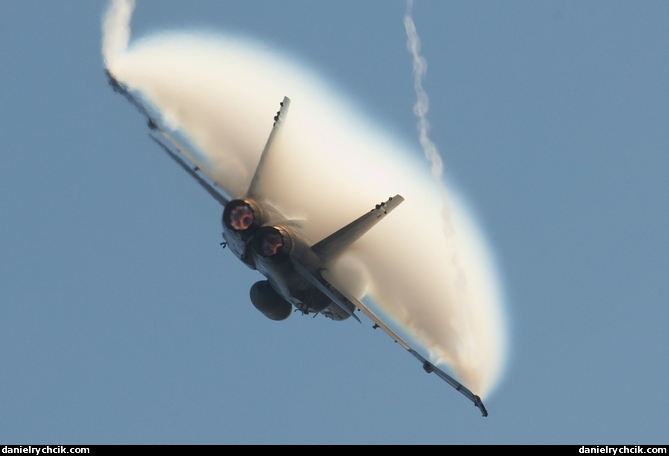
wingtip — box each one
[474,396,489,417]
[105,68,120,89]
[379,194,404,213]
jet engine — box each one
[252,226,293,260]
[222,199,265,234]
[249,280,292,321]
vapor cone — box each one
[102,0,508,396]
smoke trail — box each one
[102,1,507,396]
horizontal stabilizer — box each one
[320,269,488,417]
[312,195,404,264]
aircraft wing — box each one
[149,132,229,207]
[295,263,488,417]
[106,70,230,207]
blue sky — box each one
[1,1,668,444]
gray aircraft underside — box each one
[106,70,488,417]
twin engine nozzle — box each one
[222,199,292,259]
[223,199,265,233]
[253,226,292,258]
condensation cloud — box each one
[102,0,507,396]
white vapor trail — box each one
[404,0,442,181]
[404,0,458,241]
[102,0,507,397]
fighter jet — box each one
[106,70,488,417]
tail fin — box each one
[311,195,404,264]
[246,97,291,198]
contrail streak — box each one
[404,0,442,180]
[404,0,458,241]
[102,0,507,397]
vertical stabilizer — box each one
[246,97,291,198]
[311,195,404,264]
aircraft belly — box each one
[257,261,303,297]
[257,259,332,315]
